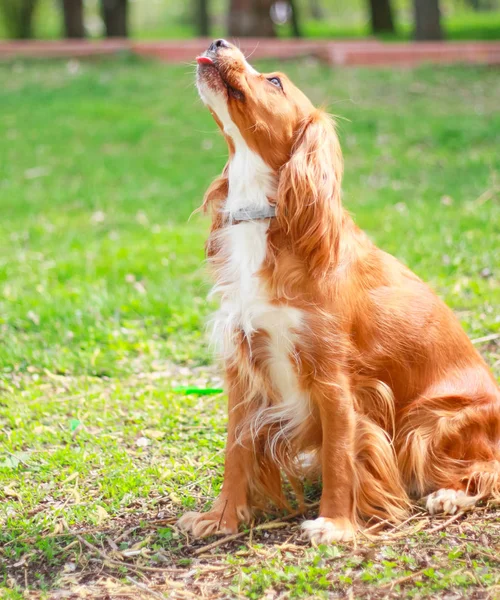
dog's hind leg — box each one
[396,385,500,515]
[425,458,500,514]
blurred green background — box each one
[1,0,500,41]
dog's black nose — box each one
[209,39,230,53]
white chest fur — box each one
[210,210,310,449]
[207,133,309,445]
[200,75,310,444]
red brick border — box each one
[322,41,500,67]
[130,38,380,63]
[1,38,500,67]
[0,39,129,58]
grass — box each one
[0,56,499,599]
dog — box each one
[178,39,500,544]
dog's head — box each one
[196,39,319,171]
[197,40,344,276]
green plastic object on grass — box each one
[172,386,223,396]
[69,418,81,432]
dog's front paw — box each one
[177,510,235,537]
[301,516,356,544]
[425,489,477,515]
[177,504,249,538]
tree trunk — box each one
[196,0,210,36]
[414,0,443,40]
[101,0,128,37]
[309,0,324,20]
[368,0,396,34]
[289,0,302,37]
[0,0,39,38]
[61,0,85,38]
[228,0,275,37]
[19,0,38,38]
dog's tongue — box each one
[197,56,214,65]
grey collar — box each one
[230,206,276,222]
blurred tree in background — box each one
[309,0,325,19]
[368,0,396,32]
[61,0,84,38]
[414,0,443,38]
[288,0,303,36]
[1,0,499,41]
[0,0,39,38]
[228,0,276,36]
[196,0,210,36]
[101,0,128,37]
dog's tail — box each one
[352,378,411,525]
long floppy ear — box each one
[277,111,344,278]
[200,162,229,215]
[198,163,229,258]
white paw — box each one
[425,489,477,515]
[301,517,355,544]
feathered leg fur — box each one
[397,386,500,514]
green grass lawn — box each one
[0,57,499,599]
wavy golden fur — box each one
[178,40,500,543]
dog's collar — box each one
[230,206,276,222]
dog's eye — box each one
[267,77,282,89]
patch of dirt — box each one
[3,501,499,599]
